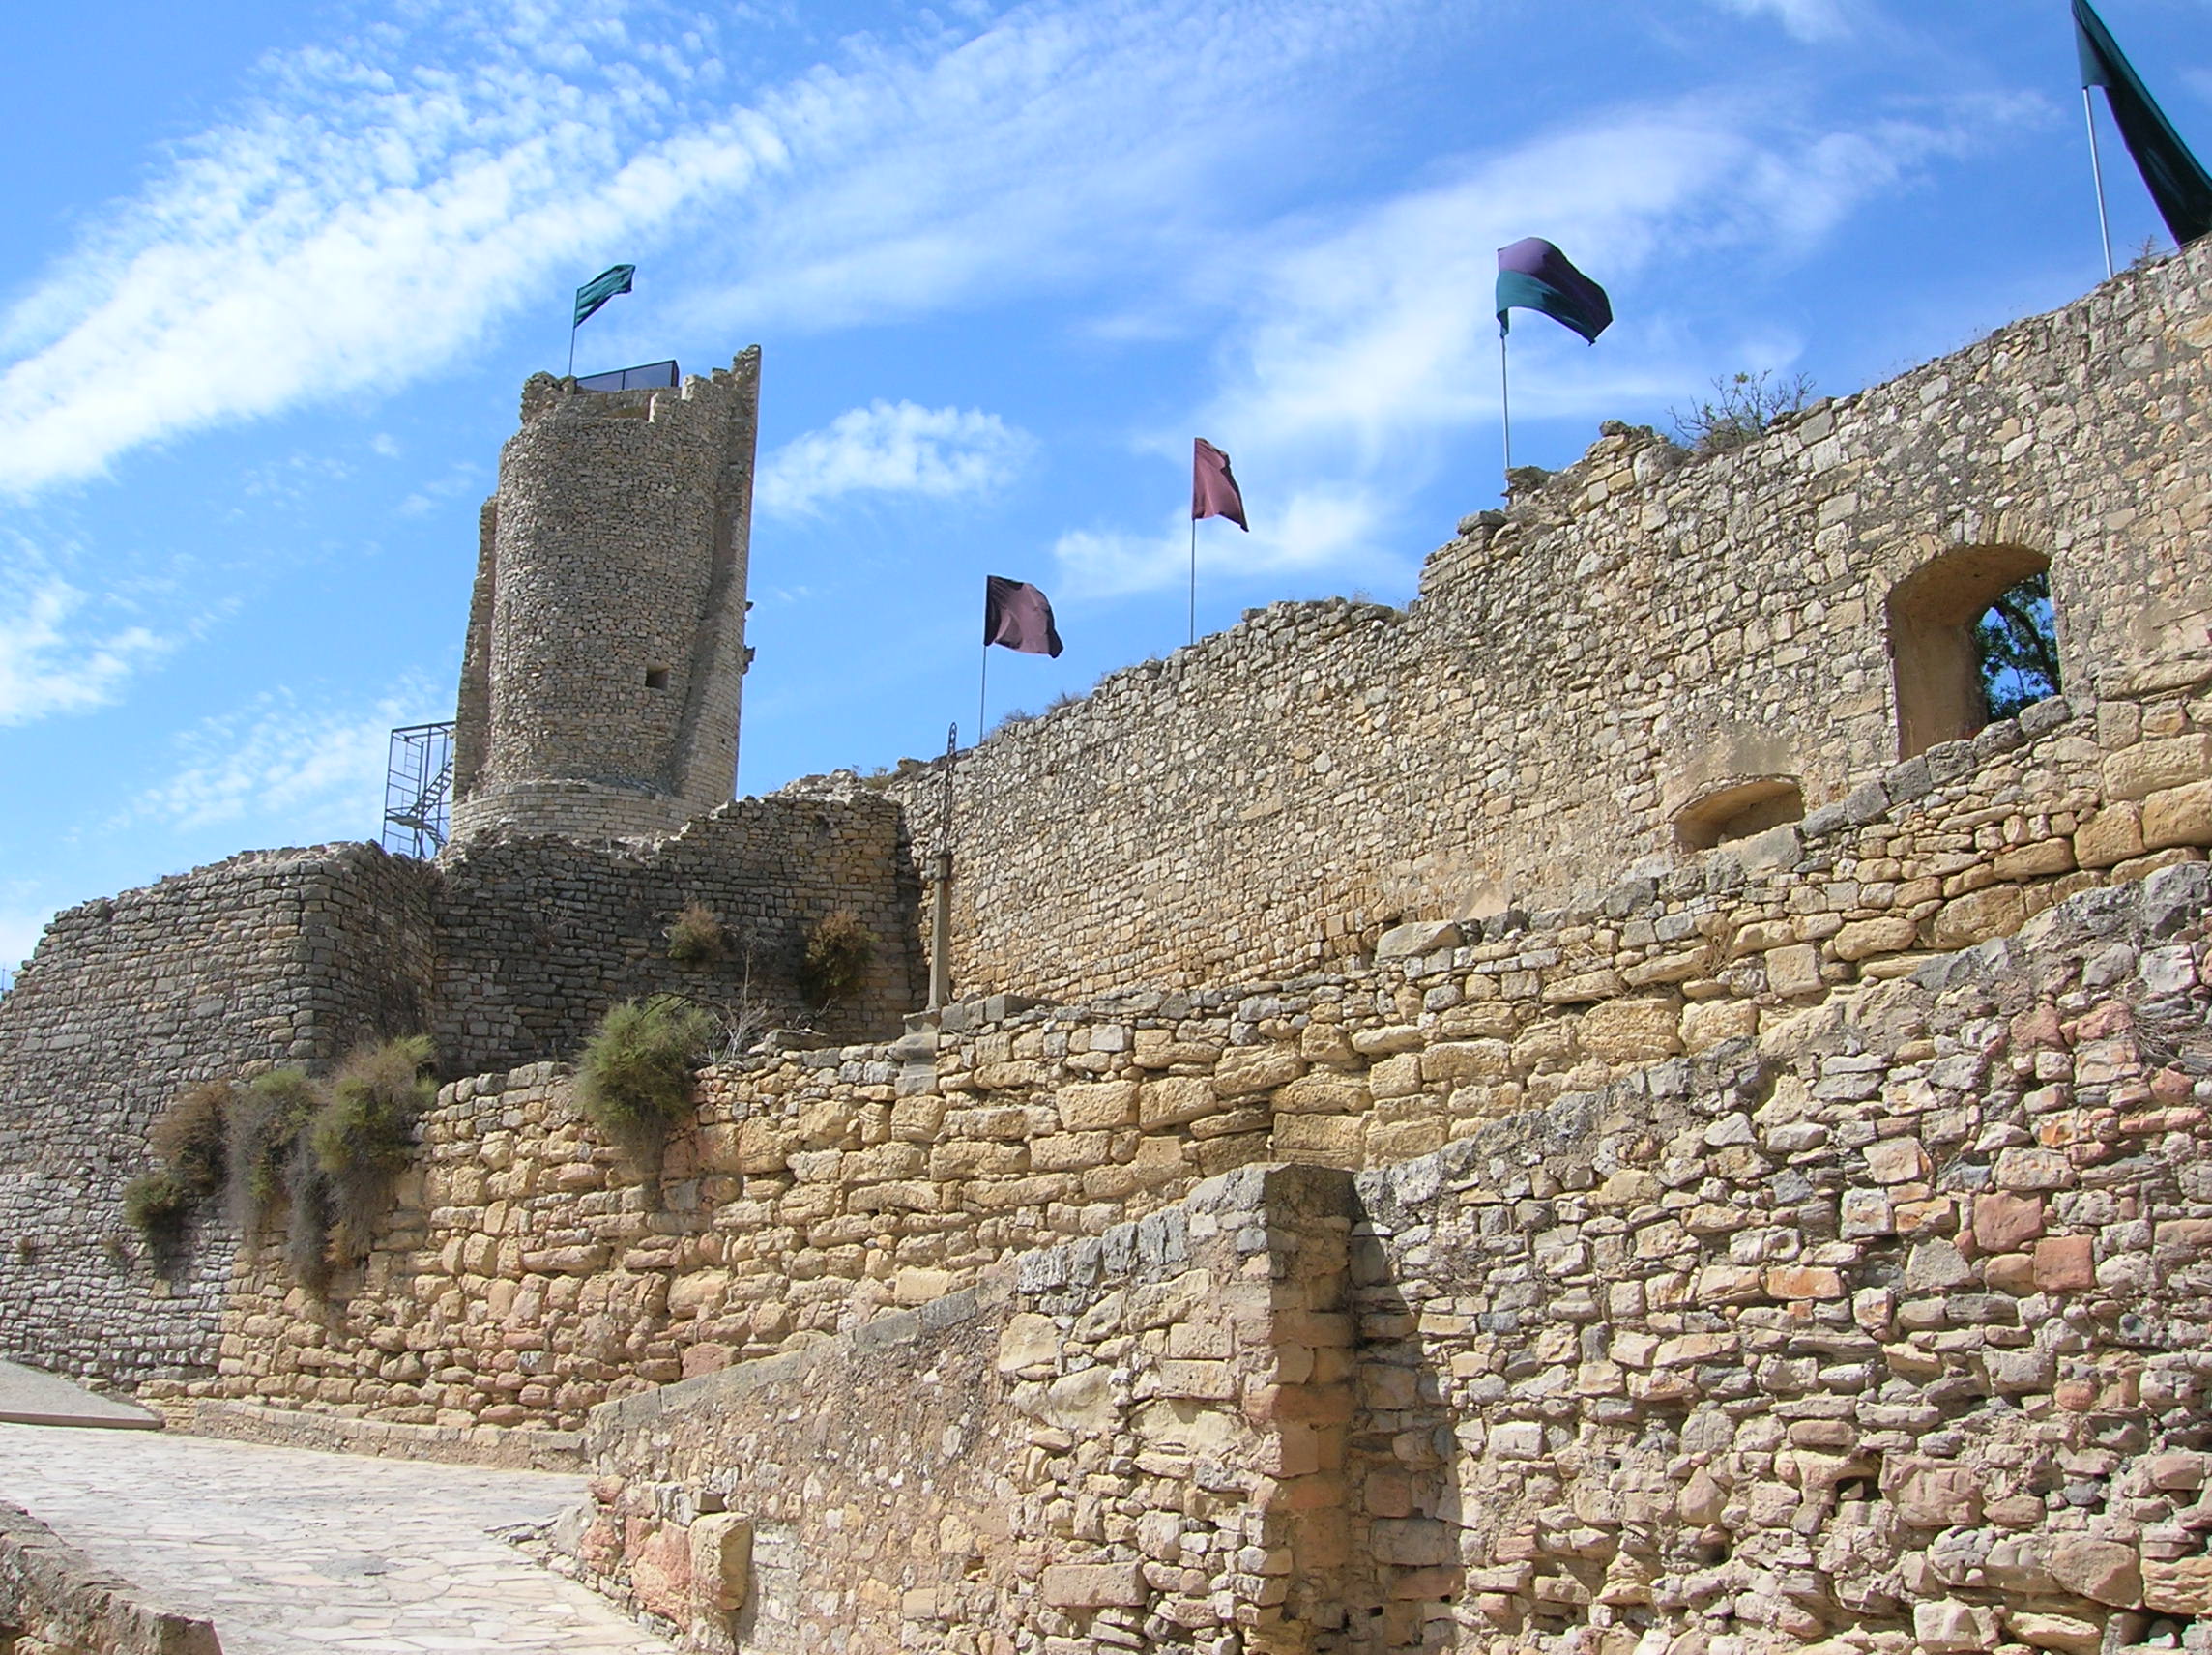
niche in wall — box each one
[1886,544,2056,759]
[1673,775,1806,851]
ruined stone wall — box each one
[160,673,2212,1431]
[888,246,2212,1005]
[432,789,922,1075]
[555,862,2212,1655]
[0,1499,219,1655]
[0,844,436,1383]
[564,1163,1351,1655]
[450,350,760,845]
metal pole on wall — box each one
[928,722,955,1011]
[1188,516,1198,648]
[977,646,989,751]
[2084,88,2116,280]
[568,321,579,379]
[1499,329,1515,484]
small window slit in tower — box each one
[644,667,669,690]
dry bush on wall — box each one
[224,1069,319,1234]
[123,1080,234,1259]
[308,1035,435,1261]
[666,900,726,967]
[798,910,874,1010]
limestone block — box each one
[1438,1002,1519,1039]
[1367,1052,1423,1099]
[1887,1460,1983,1526]
[997,1312,1061,1376]
[1997,1148,2076,1192]
[1994,838,2078,881]
[1350,1025,1424,1057]
[1831,916,1919,961]
[1542,967,1625,1004]
[1764,944,1824,997]
[1368,1118,1447,1162]
[1913,1600,1999,1654]
[1973,1192,2045,1253]
[2007,1611,2102,1655]
[1212,1046,1304,1097]
[2076,804,2145,869]
[2143,780,2212,849]
[1272,1113,1367,1164]
[1370,1518,1456,1567]
[1273,1071,1370,1115]
[1375,921,1462,960]
[2143,1554,2212,1613]
[1575,998,1681,1063]
[1680,999,1758,1053]
[2048,1536,2141,1607]
[2104,734,2212,800]
[1039,1563,1150,1611]
[688,1513,752,1615]
[1930,886,2026,950]
[679,1343,733,1379]
[1419,1042,1513,1086]
[627,1523,694,1623]
[1140,1078,1217,1128]
[2035,1234,2096,1291]
[666,1270,730,1316]
[893,1267,955,1305]
[1034,1367,1117,1432]
[1057,1081,1139,1131]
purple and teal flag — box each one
[2075,0,2212,247]
[1496,239,1612,344]
[984,577,1063,658]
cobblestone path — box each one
[0,1423,676,1653]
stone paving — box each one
[0,1423,678,1653]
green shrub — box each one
[575,998,718,1154]
[122,1171,192,1252]
[798,910,874,1009]
[1669,369,1817,454]
[308,1035,434,1258]
[224,1069,320,1233]
[666,901,725,967]
[283,1148,333,1295]
[150,1081,229,1198]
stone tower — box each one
[448,348,760,844]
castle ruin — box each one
[0,246,2209,1655]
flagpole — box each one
[2084,88,2116,280]
[1188,517,1198,648]
[568,322,578,379]
[977,646,988,750]
[1499,329,1514,484]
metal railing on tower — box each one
[381,722,455,857]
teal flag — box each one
[2075,0,2212,246]
[573,264,636,329]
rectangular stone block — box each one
[1040,1562,1149,1608]
[2076,803,2144,868]
[2105,734,2212,800]
[2143,780,2212,850]
[1057,1081,1139,1131]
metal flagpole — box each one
[2084,88,2116,280]
[1188,517,1198,648]
[977,645,989,750]
[568,322,579,379]
[928,723,955,1010]
[1499,330,1514,483]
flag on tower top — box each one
[984,577,1063,657]
[1495,239,1613,344]
[573,264,637,329]
[2074,0,2212,247]
[1192,439,1248,530]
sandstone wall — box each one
[160,672,2212,1431]
[0,843,436,1382]
[556,862,2212,1655]
[887,246,2212,1005]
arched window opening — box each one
[1674,776,1806,852]
[1976,570,2061,722]
[1886,545,2058,759]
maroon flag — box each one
[984,576,1063,657]
[1192,438,1248,531]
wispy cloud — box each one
[0,0,1428,499]
[757,401,1032,517]
[128,680,446,840]
[1707,0,1861,41]
[1054,486,1390,600]
[0,561,170,726]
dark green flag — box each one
[573,264,636,329]
[2075,0,2212,247]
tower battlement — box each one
[448,347,762,845]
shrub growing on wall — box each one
[576,997,718,1162]
[798,910,874,1010]
[224,1069,319,1233]
[120,1171,193,1254]
[308,1035,435,1259]
[666,901,726,967]
[123,1080,234,1259]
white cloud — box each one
[756,401,1032,517]
[0,0,1424,498]
[1707,0,1859,41]
[1054,485,1389,601]
[129,681,446,840]
[0,573,169,727]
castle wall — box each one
[554,857,2212,1655]
[157,673,2212,1431]
[0,844,436,1383]
[432,790,922,1075]
[450,350,760,844]
[888,245,2212,1005]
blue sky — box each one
[0,0,2204,973]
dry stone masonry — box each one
[0,247,2208,1655]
